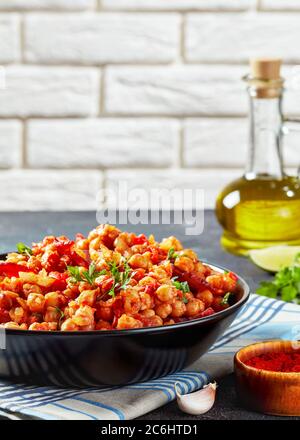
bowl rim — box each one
[1,259,250,337]
[235,340,300,377]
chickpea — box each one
[23,283,42,298]
[164,319,175,326]
[27,293,45,313]
[122,289,141,315]
[185,299,205,317]
[44,306,60,323]
[139,309,155,318]
[76,238,89,250]
[150,266,171,282]
[72,305,95,327]
[44,292,66,308]
[128,253,151,270]
[77,289,98,307]
[9,307,27,324]
[116,314,143,330]
[206,273,236,295]
[171,300,186,318]
[95,300,113,322]
[3,321,21,329]
[196,289,214,307]
[174,256,195,273]
[139,292,153,311]
[180,249,198,261]
[114,235,129,254]
[156,285,175,303]
[29,322,57,331]
[138,276,157,286]
[61,318,79,332]
[155,303,172,319]
[160,236,183,252]
[147,315,163,327]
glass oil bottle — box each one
[216,58,300,255]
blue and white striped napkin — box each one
[0,294,299,420]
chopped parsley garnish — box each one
[16,242,33,257]
[172,277,190,304]
[256,253,300,303]
[67,262,106,285]
[107,259,132,297]
[55,307,65,325]
[220,292,231,306]
[167,247,178,260]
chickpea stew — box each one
[0,224,238,332]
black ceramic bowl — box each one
[0,261,249,388]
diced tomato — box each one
[54,238,74,255]
[100,277,114,294]
[173,267,216,294]
[49,271,69,290]
[143,283,158,296]
[228,271,238,282]
[132,268,146,281]
[0,262,31,278]
[132,234,148,245]
[0,307,10,323]
[149,247,159,264]
[112,297,123,318]
[70,250,89,268]
[199,307,215,318]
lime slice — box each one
[249,246,300,272]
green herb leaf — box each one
[256,259,300,303]
[167,248,178,260]
[256,281,279,298]
[107,259,132,297]
[220,292,231,306]
[55,307,65,326]
[67,263,106,285]
[16,242,32,256]
[172,278,190,303]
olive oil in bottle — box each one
[216,58,300,255]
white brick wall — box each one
[186,13,300,63]
[0,1,95,11]
[0,1,299,211]
[0,67,99,117]
[27,119,180,168]
[0,15,20,63]
[25,14,180,64]
[105,66,247,115]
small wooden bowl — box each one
[234,340,300,416]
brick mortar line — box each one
[0,8,298,13]
[0,115,252,120]
[8,166,245,171]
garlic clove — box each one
[175,381,217,415]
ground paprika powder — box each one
[245,351,300,373]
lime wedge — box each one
[249,246,300,272]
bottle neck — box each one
[246,89,284,180]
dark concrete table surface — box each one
[0,210,297,420]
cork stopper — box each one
[246,58,283,98]
[250,58,282,81]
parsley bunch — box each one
[107,259,132,297]
[172,278,190,304]
[256,253,300,303]
[68,262,106,285]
